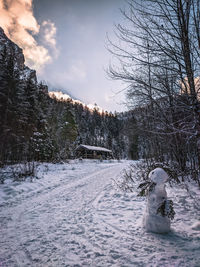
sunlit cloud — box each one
[0,0,58,72]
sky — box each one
[0,0,128,112]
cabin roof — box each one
[76,144,112,153]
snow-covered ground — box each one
[0,160,199,266]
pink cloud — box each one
[0,0,58,72]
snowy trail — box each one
[0,160,200,266]
[0,161,128,266]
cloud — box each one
[64,60,87,82]
[40,20,58,57]
[0,0,58,72]
[105,93,112,103]
[42,21,56,47]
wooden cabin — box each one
[75,144,113,159]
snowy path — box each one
[0,160,200,266]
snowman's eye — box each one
[152,171,154,174]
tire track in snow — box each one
[0,162,128,266]
[1,160,199,267]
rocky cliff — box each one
[0,27,37,84]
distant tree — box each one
[0,48,25,163]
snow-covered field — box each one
[0,160,199,267]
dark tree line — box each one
[0,25,141,166]
[0,47,47,164]
[0,43,78,164]
[0,37,136,165]
[50,96,131,159]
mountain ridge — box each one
[0,27,37,85]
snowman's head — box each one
[148,168,169,184]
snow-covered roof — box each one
[76,144,112,153]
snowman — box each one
[143,167,174,233]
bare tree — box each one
[108,0,200,176]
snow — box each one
[19,66,37,84]
[77,144,112,153]
[49,91,76,102]
[87,104,104,114]
[49,91,104,113]
[0,160,200,266]
[143,168,171,233]
[149,167,169,184]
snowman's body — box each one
[143,168,171,233]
